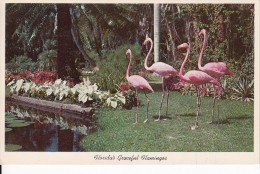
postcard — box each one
[0,0,259,165]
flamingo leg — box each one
[165,87,170,119]
[156,77,165,121]
[198,87,201,118]
[192,86,200,130]
[216,82,222,124]
[209,86,216,124]
[217,93,220,124]
[134,89,139,124]
[143,91,150,123]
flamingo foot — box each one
[191,124,199,130]
[133,121,138,125]
[143,119,148,123]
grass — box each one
[80,91,253,152]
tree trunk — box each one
[218,13,225,42]
[185,19,191,49]
[165,18,176,61]
[70,13,96,67]
[154,3,160,62]
[57,4,80,82]
[93,19,102,59]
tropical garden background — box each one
[5,3,254,152]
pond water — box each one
[5,101,97,152]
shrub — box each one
[5,71,58,85]
[37,50,57,71]
[6,55,36,73]
[230,77,254,102]
[118,82,137,109]
[90,43,142,93]
[241,51,254,79]
[32,70,58,84]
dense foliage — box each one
[5,3,254,102]
[89,44,142,93]
[6,4,153,81]
[160,4,254,78]
[159,4,254,101]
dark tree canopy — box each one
[5,3,153,82]
[6,3,254,82]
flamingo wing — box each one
[203,62,230,77]
[149,62,178,76]
[128,75,154,92]
[185,70,218,85]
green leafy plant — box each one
[178,82,196,96]
[37,50,57,71]
[220,77,234,99]
[90,44,141,93]
[5,144,22,151]
[230,77,254,102]
[122,90,137,109]
[7,78,127,109]
[6,55,36,73]
[241,51,254,79]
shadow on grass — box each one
[208,119,231,125]
[176,112,197,117]
[152,115,173,120]
[228,114,252,120]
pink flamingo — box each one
[143,37,178,121]
[126,49,154,124]
[198,29,234,123]
[177,43,221,130]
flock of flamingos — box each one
[125,29,234,130]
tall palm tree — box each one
[6,4,151,82]
[6,3,88,82]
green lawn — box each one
[80,91,254,152]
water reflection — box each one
[5,102,97,152]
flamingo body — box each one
[126,49,153,124]
[147,62,178,76]
[200,62,234,78]
[198,29,234,78]
[198,29,234,123]
[127,75,153,92]
[178,43,221,130]
[181,70,220,87]
[143,38,178,77]
[143,37,178,120]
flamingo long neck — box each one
[198,32,207,70]
[179,47,190,81]
[144,38,153,71]
[126,52,132,80]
